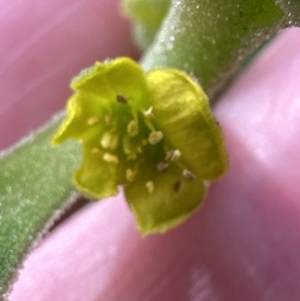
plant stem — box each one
[142,0,300,100]
[0,114,81,299]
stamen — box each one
[91,148,101,154]
[116,94,128,104]
[127,120,139,136]
[126,169,137,182]
[104,114,111,125]
[182,169,196,179]
[103,153,119,164]
[148,131,163,145]
[87,116,99,126]
[156,162,168,172]
[144,106,154,118]
[146,181,154,194]
[142,139,148,146]
[100,132,119,150]
[137,146,143,153]
[174,180,183,192]
[123,137,138,159]
[165,149,181,161]
[126,154,138,160]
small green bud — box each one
[122,0,171,49]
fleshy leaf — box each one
[53,57,228,234]
[0,115,81,298]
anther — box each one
[116,94,128,104]
[182,169,196,179]
[165,149,181,161]
[103,153,119,164]
[156,162,168,172]
[146,181,154,194]
[174,180,183,192]
[127,120,139,136]
[148,131,163,145]
[142,139,148,146]
[101,132,119,150]
[144,106,154,118]
[104,114,111,125]
[91,148,101,154]
[87,116,99,126]
[126,169,137,182]
[137,146,143,153]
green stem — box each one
[142,0,300,100]
[277,0,300,27]
[0,114,81,299]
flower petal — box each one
[146,69,228,180]
[125,162,206,235]
[71,57,149,110]
[52,94,107,144]
[74,144,120,199]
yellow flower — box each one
[53,57,228,235]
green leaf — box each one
[0,115,81,298]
